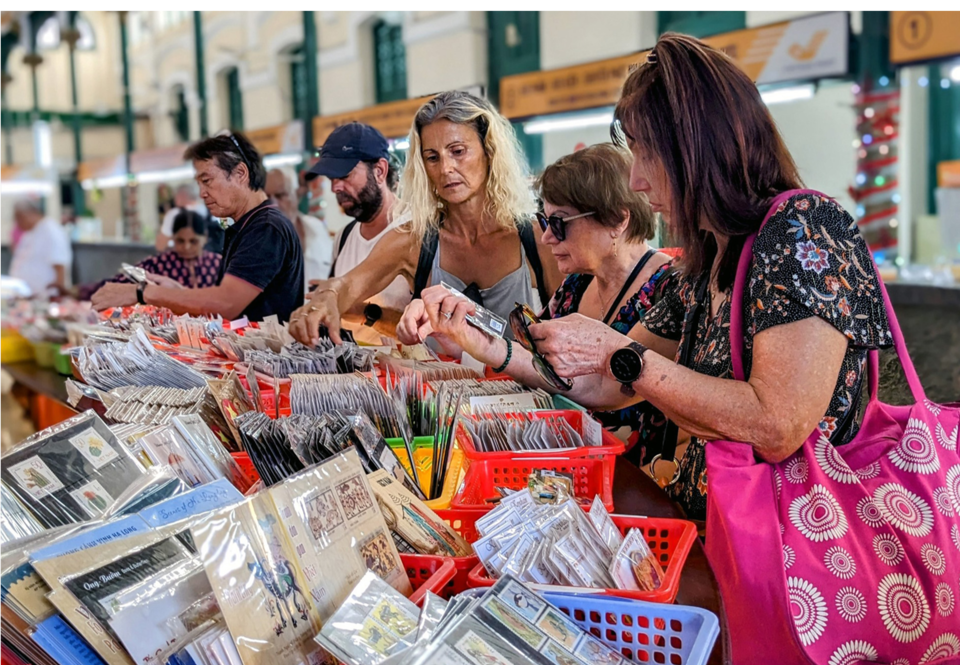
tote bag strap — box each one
[728,189,926,404]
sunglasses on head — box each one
[508,302,573,392]
[535,211,594,242]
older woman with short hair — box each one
[402,143,674,461]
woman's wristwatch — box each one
[609,342,648,396]
[136,283,147,305]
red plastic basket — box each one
[466,515,698,604]
[451,457,615,512]
[231,452,260,482]
[458,410,625,462]
[401,554,457,606]
[401,508,489,595]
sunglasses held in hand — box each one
[508,303,573,392]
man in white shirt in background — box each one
[304,122,411,314]
[265,167,333,287]
[9,200,72,298]
[155,183,208,251]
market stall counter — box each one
[0,355,727,665]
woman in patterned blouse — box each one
[418,33,891,527]
[80,210,221,300]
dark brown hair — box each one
[537,143,655,242]
[614,33,802,289]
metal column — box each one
[302,11,319,152]
[193,11,208,138]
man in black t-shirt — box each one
[92,133,304,322]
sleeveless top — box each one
[431,237,541,326]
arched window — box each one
[225,67,244,131]
[171,85,189,142]
[36,14,97,51]
[373,19,407,104]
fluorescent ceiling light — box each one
[951,64,960,82]
[82,174,129,190]
[392,139,410,151]
[523,112,614,135]
[137,166,194,184]
[761,84,815,105]
[263,153,303,168]
[1,180,54,195]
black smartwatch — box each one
[136,283,147,305]
[609,342,648,395]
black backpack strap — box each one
[412,227,440,300]
[518,221,550,307]
[328,220,359,278]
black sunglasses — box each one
[535,211,594,242]
[508,302,573,392]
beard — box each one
[336,165,384,223]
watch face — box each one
[610,347,643,383]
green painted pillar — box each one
[194,11,208,138]
[302,11,319,152]
[1,85,12,165]
[119,11,136,239]
[64,14,86,215]
[119,12,133,158]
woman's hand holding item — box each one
[529,313,629,379]
[145,272,184,290]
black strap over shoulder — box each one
[518,221,550,308]
[328,220,359,278]
[412,220,549,306]
[412,227,439,300]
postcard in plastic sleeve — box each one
[189,494,325,665]
[267,448,411,623]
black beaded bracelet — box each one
[491,339,512,373]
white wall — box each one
[540,12,657,69]
[405,12,488,97]
[768,83,857,212]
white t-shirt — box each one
[160,202,209,238]
[297,213,333,286]
[10,218,72,297]
[332,213,411,313]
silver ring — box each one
[443,311,452,319]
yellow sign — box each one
[939,161,960,188]
[891,11,960,64]
[245,120,303,156]
[500,12,849,120]
[312,95,435,146]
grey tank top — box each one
[431,239,542,325]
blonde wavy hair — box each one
[396,91,536,238]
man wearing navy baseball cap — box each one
[305,122,410,313]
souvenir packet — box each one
[366,469,472,557]
[315,571,420,665]
[32,527,189,665]
[527,470,574,504]
[588,495,624,553]
[84,554,214,665]
[189,493,325,665]
[0,411,147,528]
[610,528,664,592]
[439,281,507,339]
[266,449,411,624]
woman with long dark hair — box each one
[420,33,891,524]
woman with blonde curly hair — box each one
[290,90,561,344]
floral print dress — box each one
[642,193,892,522]
[545,261,674,462]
